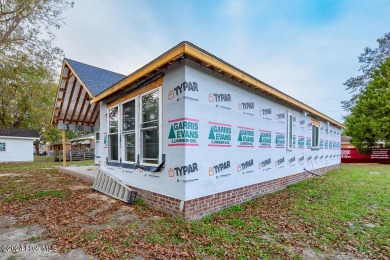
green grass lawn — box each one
[0,156,94,174]
[0,161,388,259]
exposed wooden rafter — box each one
[82,101,92,125]
[69,84,84,124]
[62,78,78,123]
[75,93,88,124]
[88,104,98,125]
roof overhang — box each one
[51,60,99,132]
[0,136,40,141]
[91,41,345,129]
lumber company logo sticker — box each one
[238,102,255,116]
[208,122,232,147]
[275,113,286,124]
[275,157,285,169]
[258,158,271,171]
[306,137,312,149]
[208,93,232,110]
[299,120,305,129]
[259,130,272,148]
[209,161,231,179]
[287,156,296,166]
[275,132,286,148]
[237,159,254,174]
[238,102,254,110]
[293,135,296,148]
[298,136,305,149]
[259,108,272,120]
[208,93,231,102]
[168,81,199,102]
[237,126,254,147]
[168,118,199,146]
[168,163,199,183]
[298,156,305,165]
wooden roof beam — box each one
[91,111,100,126]
[56,76,71,120]
[69,84,84,123]
[81,101,92,125]
[62,78,78,123]
[75,93,88,124]
[88,104,98,125]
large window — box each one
[0,142,5,151]
[107,87,161,166]
[108,106,119,161]
[122,99,136,163]
[140,89,160,164]
[287,113,293,150]
[311,120,320,148]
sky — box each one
[53,0,390,124]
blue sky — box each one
[54,0,390,123]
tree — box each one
[344,58,390,153]
[1,0,74,63]
[342,32,390,111]
[0,0,74,153]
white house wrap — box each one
[53,42,344,220]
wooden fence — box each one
[55,150,94,162]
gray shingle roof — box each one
[0,127,40,138]
[65,58,126,97]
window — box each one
[140,89,160,165]
[0,142,5,151]
[287,113,293,150]
[107,87,161,166]
[311,120,320,148]
[122,99,136,163]
[108,106,119,161]
[95,132,100,156]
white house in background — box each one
[0,127,40,163]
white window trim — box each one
[108,105,120,162]
[107,86,162,167]
[311,123,320,149]
[121,97,138,164]
[139,87,162,166]
[287,113,293,151]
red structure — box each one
[341,148,390,164]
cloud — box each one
[53,0,390,123]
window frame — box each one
[108,105,120,162]
[95,131,100,156]
[287,113,293,151]
[311,120,320,149]
[107,86,162,167]
[139,88,162,166]
[121,97,138,164]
